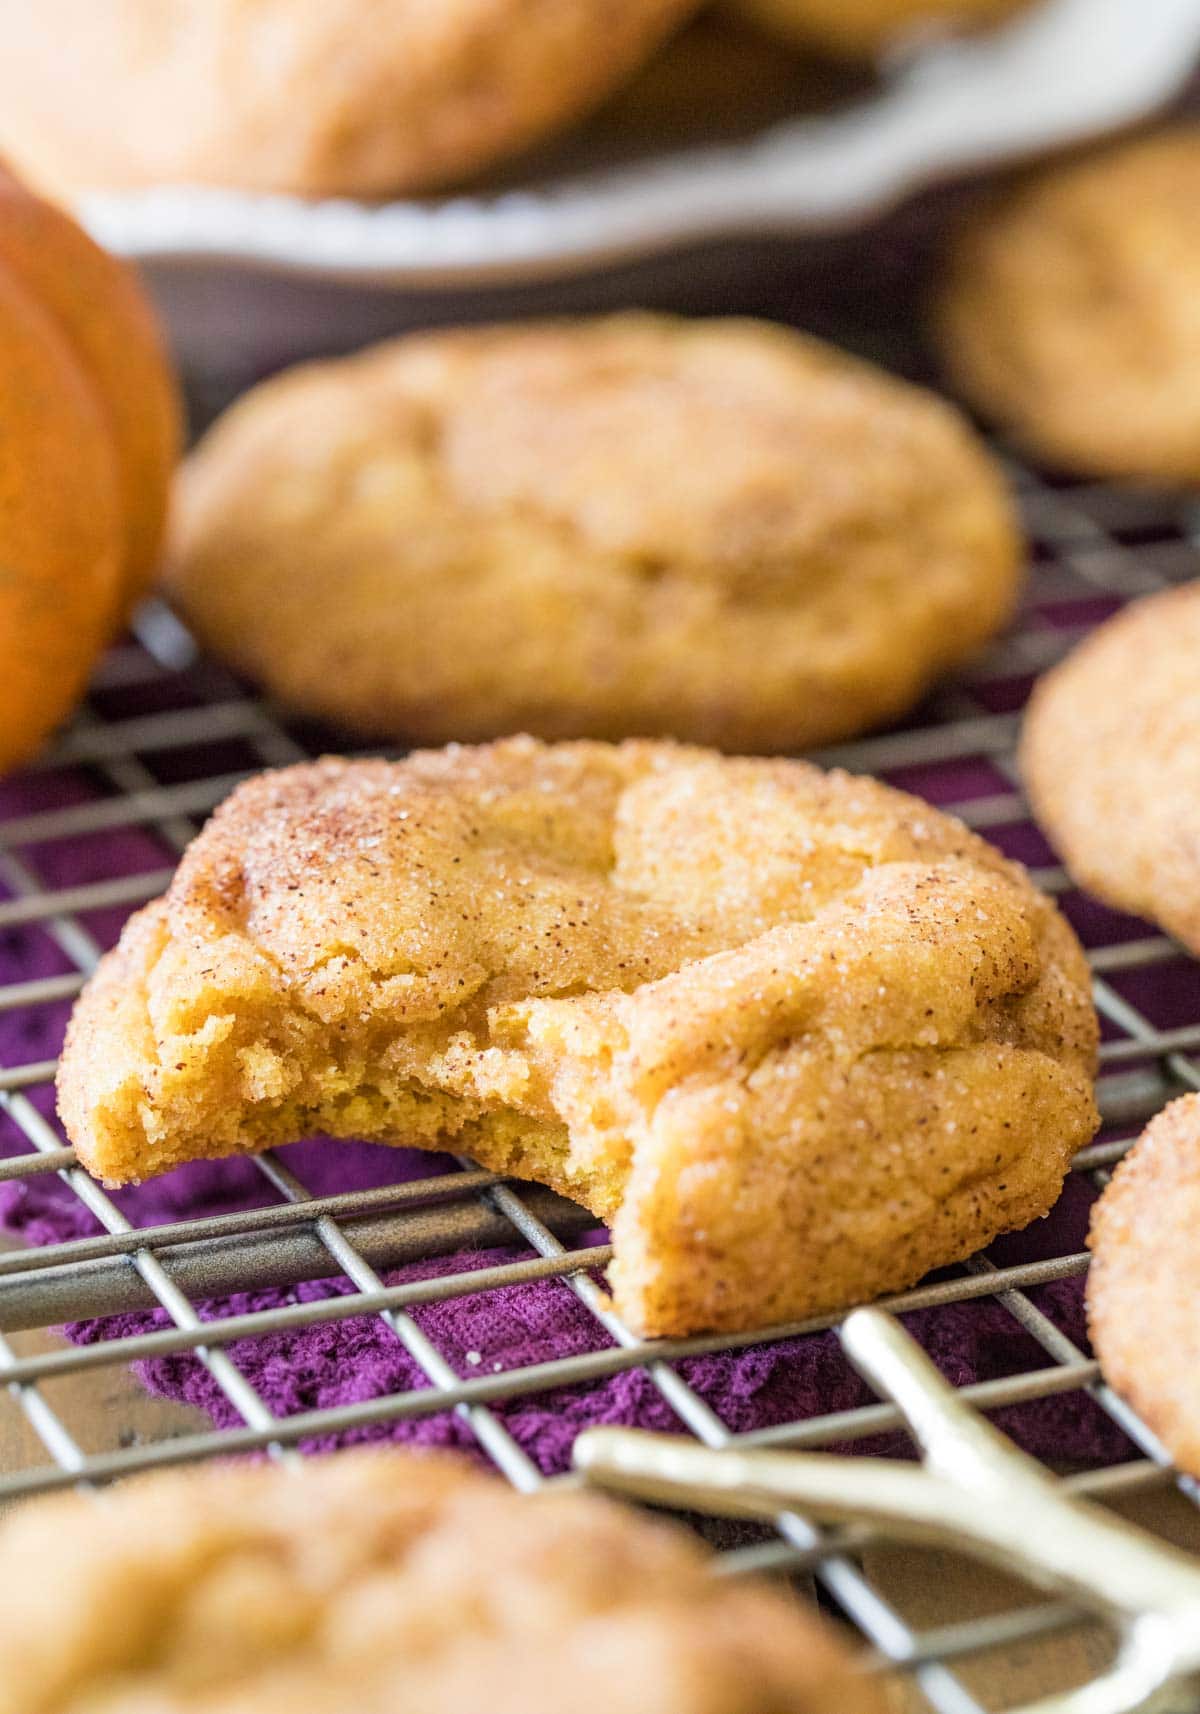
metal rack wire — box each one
[0,445,1198,1711]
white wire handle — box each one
[575,1308,1200,1714]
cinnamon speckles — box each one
[57,737,1098,1336]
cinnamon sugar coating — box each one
[58,738,1098,1337]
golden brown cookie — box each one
[934,126,1200,482]
[726,0,1026,58]
[1088,1095,1200,1479]
[1021,584,1200,952]
[58,738,1098,1338]
[168,315,1021,754]
[0,1447,886,1714]
[0,0,698,198]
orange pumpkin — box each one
[0,165,180,771]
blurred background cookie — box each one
[1089,1095,1200,1481]
[168,313,1021,752]
[934,125,1200,482]
[0,0,700,198]
[1021,583,1200,953]
[0,1446,886,1713]
[724,0,1028,58]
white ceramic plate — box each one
[78,0,1200,287]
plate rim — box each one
[76,0,1200,288]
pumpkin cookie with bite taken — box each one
[58,738,1098,1338]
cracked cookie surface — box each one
[1089,1095,1200,1480]
[934,126,1200,481]
[0,1447,886,1714]
[167,315,1020,753]
[58,738,1098,1336]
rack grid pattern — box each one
[0,449,1198,1711]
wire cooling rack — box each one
[0,446,1198,1712]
